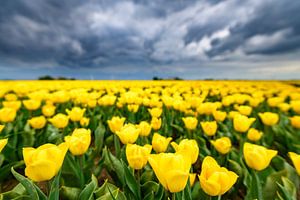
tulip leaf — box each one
[183,180,192,200]
[245,170,263,200]
[60,186,81,200]
[276,177,297,200]
[141,181,159,197]
[11,167,40,200]
[94,180,127,200]
[94,122,106,155]
[79,175,98,200]
[154,184,164,200]
[263,170,287,200]
[48,170,61,200]
[121,160,140,200]
[114,135,121,158]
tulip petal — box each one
[25,160,57,182]
[165,170,189,193]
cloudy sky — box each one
[0,0,300,79]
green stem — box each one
[217,195,221,200]
[78,155,85,188]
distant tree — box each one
[38,75,54,80]
[153,76,162,80]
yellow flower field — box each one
[0,80,299,200]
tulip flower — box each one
[127,104,139,113]
[233,114,255,132]
[243,143,277,171]
[107,116,126,133]
[247,128,263,142]
[210,137,232,154]
[199,156,238,196]
[0,138,8,152]
[28,116,47,129]
[0,107,17,123]
[148,107,162,118]
[182,117,198,130]
[0,125,4,133]
[66,107,86,122]
[80,117,90,127]
[2,101,22,111]
[200,121,217,136]
[235,105,252,116]
[171,139,199,164]
[137,121,152,137]
[126,144,152,170]
[258,112,279,126]
[290,116,300,129]
[23,142,68,182]
[189,173,196,186]
[288,152,300,175]
[23,99,41,111]
[115,123,140,144]
[151,117,161,130]
[291,100,300,114]
[49,113,69,129]
[65,128,91,156]
[212,110,227,122]
[42,104,56,117]
[152,133,172,153]
[148,153,191,193]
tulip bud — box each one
[151,117,161,130]
[28,116,47,129]
[182,117,198,130]
[0,107,17,123]
[290,116,300,129]
[107,116,126,133]
[115,123,140,144]
[148,108,162,118]
[200,121,217,136]
[65,128,91,156]
[80,117,90,127]
[210,137,231,154]
[152,133,172,153]
[126,144,152,170]
[212,110,227,122]
[233,114,255,133]
[288,152,300,175]
[171,139,199,164]
[137,121,152,137]
[42,104,56,117]
[66,107,86,122]
[23,99,41,111]
[247,128,263,142]
[49,113,69,129]
[259,112,279,126]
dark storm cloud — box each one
[0,0,300,79]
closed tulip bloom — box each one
[259,112,279,126]
[243,143,277,171]
[0,125,4,133]
[291,100,300,114]
[278,103,290,112]
[151,117,161,130]
[23,142,68,182]
[107,116,126,133]
[148,153,191,193]
[212,110,227,122]
[0,107,17,123]
[4,93,18,101]
[200,121,217,136]
[116,123,140,144]
[80,117,90,127]
[233,114,255,133]
[65,128,91,156]
[247,128,263,142]
[42,104,56,117]
[199,156,238,196]
[152,133,172,153]
[182,117,198,130]
[288,152,300,175]
[126,144,152,170]
[148,107,162,118]
[290,116,300,129]
[0,138,8,152]
[28,116,47,129]
[23,99,41,111]
[235,105,252,116]
[2,101,22,111]
[137,121,152,137]
[127,104,139,113]
[171,139,199,164]
[66,107,86,122]
[189,173,197,186]
[49,113,69,129]
[210,137,232,154]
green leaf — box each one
[79,175,98,200]
[121,161,140,200]
[60,186,81,200]
[245,170,263,200]
[94,122,106,155]
[48,170,61,200]
[11,167,39,200]
[263,170,287,200]
[141,181,159,197]
[276,177,297,200]
[114,135,121,158]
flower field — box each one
[0,80,299,200]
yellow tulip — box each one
[23,99,41,111]
[189,173,196,186]
[107,116,126,133]
[126,144,152,170]
[127,104,139,113]
[137,121,152,137]
[278,103,290,112]
[228,111,240,119]
[212,110,227,122]
[49,113,69,129]
[2,101,22,111]
[233,114,255,132]
[243,143,277,171]
[148,108,162,118]
[247,128,263,142]
[199,156,238,196]
[290,116,300,129]
[42,104,56,117]
[171,139,199,164]
[151,117,161,130]
[0,107,17,123]
[291,100,300,114]
[64,128,91,156]
[0,125,4,133]
[28,116,47,129]
[182,117,198,130]
[66,107,86,122]
[152,133,172,153]
[235,105,252,116]
[210,137,232,154]
[288,152,300,175]
[115,123,140,144]
[259,112,279,126]
[148,153,191,193]
[200,121,217,136]
[4,93,18,101]
[80,117,90,127]
[0,138,8,152]
[23,142,68,182]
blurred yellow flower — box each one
[28,116,46,129]
[171,139,199,164]
[49,113,69,129]
[259,112,279,126]
[247,128,263,142]
[233,114,255,132]
[148,107,162,118]
[200,121,217,136]
[2,101,22,111]
[115,123,140,144]
[199,156,238,196]
[65,128,91,156]
[23,142,68,182]
[182,117,198,130]
[210,137,231,154]
[152,133,172,153]
[291,100,300,114]
[126,144,152,170]
[290,116,300,129]
[212,110,227,122]
[66,107,86,122]
[127,104,139,113]
[288,152,300,175]
[80,117,90,127]
[137,121,152,137]
[151,117,162,130]
[107,116,126,133]
[0,107,17,123]
[23,99,41,111]
[42,104,56,117]
[243,142,277,171]
[0,138,8,152]
[0,125,4,133]
[235,105,252,116]
[189,173,196,186]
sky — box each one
[0,0,300,80]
